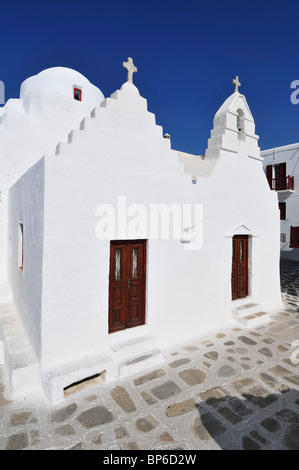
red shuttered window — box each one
[290,226,299,248]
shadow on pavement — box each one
[195,386,299,450]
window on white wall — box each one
[18,223,23,271]
[236,109,245,141]
[74,87,82,101]
[279,202,286,220]
[290,226,299,248]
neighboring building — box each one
[262,143,299,262]
[0,62,282,403]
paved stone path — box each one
[1,260,299,450]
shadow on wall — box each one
[194,385,299,450]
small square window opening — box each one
[74,88,82,101]
[279,202,286,220]
[18,223,24,271]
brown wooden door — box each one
[109,240,146,333]
[231,235,248,300]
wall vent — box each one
[63,372,106,398]
[281,233,286,243]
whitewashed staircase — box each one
[232,299,270,327]
[54,85,168,160]
[0,293,41,399]
[110,334,163,377]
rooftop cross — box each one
[122,57,137,84]
[233,75,241,93]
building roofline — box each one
[261,142,299,155]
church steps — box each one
[67,130,74,143]
[52,78,171,161]
[55,141,70,156]
[0,299,41,398]
[79,118,86,130]
[110,335,157,359]
[232,299,270,327]
[54,94,164,159]
[54,96,115,157]
[110,334,163,378]
[116,348,163,377]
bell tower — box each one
[205,76,260,160]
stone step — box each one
[110,335,157,360]
[110,334,163,378]
[232,300,270,327]
[116,347,163,378]
[234,302,259,318]
[235,310,270,328]
[0,299,40,398]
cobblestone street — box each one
[1,260,299,451]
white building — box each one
[262,143,299,262]
[0,62,282,403]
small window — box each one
[18,223,24,271]
[279,202,286,220]
[290,226,299,248]
[74,87,82,101]
[236,109,245,140]
[115,249,121,280]
[132,248,138,278]
[281,233,286,243]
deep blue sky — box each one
[1,0,298,154]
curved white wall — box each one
[20,67,104,106]
[0,67,105,284]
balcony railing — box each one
[270,176,294,191]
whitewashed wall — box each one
[36,84,281,370]
[0,67,104,283]
[7,75,282,402]
[8,159,45,359]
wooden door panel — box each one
[238,238,247,297]
[127,243,145,328]
[231,238,238,300]
[113,285,123,301]
[130,283,139,298]
[109,245,127,333]
[127,303,143,328]
[231,236,248,300]
[109,240,146,333]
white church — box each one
[0,59,282,403]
